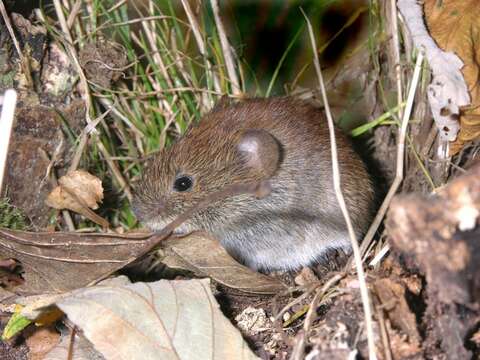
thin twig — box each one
[0,2,33,87]
[302,10,378,359]
[0,89,17,193]
[290,331,306,360]
[209,0,241,96]
[368,244,390,268]
[67,325,77,360]
[98,98,144,138]
[377,308,393,360]
[358,52,425,258]
[273,283,318,323]
[69,107,112,171]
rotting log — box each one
[387,163,480,359]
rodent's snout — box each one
[130,195,166,224]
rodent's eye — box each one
[173,175,193,192]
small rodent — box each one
[133,97,375,271]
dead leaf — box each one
[0,229,287,296]
[162,232,287,295]
[58,170,104,209]
[46,170,108,227]
[1,182,286,295]
[294,267,319,286]
[0,229,151,295]
[24,325,61,360]
[424,0,480,154]
[55,278,259,360]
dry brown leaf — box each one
[45,170,108,227]
[0,229,287,296]
[24,325,61,360]
[162,232,287,295]
[0,229,152,295]
[58,170,103,209]
[424,0,480,154]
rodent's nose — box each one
[131,196,166,223]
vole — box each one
[133,97,375,271]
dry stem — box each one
[377,308,393,360]
[209,0,241,96]
[302,10,377,360]
[358,52,425,259]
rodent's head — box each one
[132,105,281,233]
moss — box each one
[0,198,29,230]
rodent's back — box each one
[134,97,375,270]
[203,97,374,231]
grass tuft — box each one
[40,0,246,229]
[0,198,29,230]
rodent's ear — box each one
[237,129,281,178]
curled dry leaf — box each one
[45,170,108,227]
[161,232,287,295]
[54,278,259,360]
[424,0,480,155]
[57,170,103,209]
